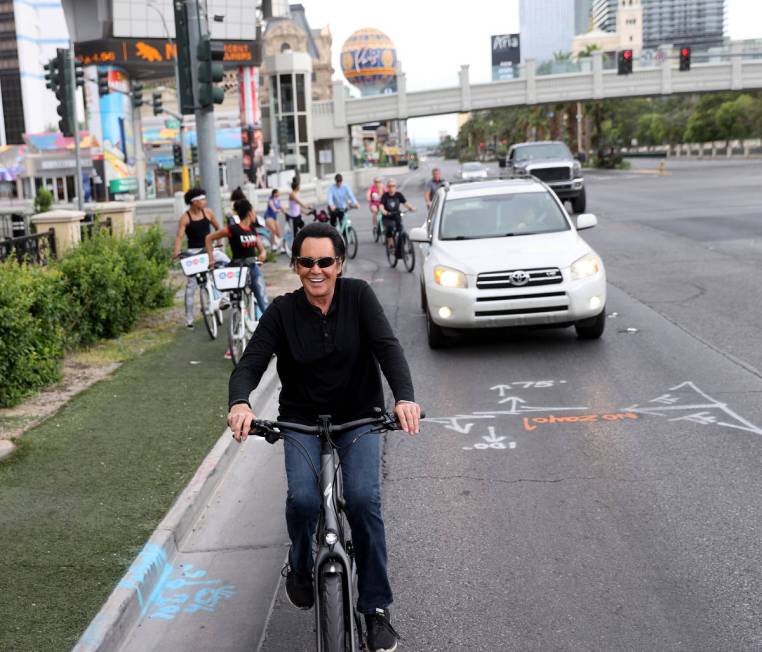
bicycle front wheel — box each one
[346,226,358,259]
[318,567,347,652]
[227,305,246,366]
[372,221,381,243]
[401,232,415,272]
[385,236,398,268]
[199,281,218,339]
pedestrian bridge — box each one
[312,49,762,140]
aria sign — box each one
[491,33,520,81]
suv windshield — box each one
[439,192,570,240]
[513,143,571,162]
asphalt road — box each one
[119,157,762,652]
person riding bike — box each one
[264,189,285,251]
[287,178,312,236]
[227,222,421,652]
[423,167,446,210]
[366,176,384,232]
[172,187,230,329]
[205,198,269,315]
[379,180,416,254]
[327,173,359,228]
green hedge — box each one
[0,226,173,407]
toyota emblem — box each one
[510,270,530,286]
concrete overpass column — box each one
[525,59,536,104]
[332,80,346,129]
[592,51,603,99]
[459,65,471,113]
[659,45,673,95]
[396,71,408,121]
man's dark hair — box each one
[291,222,345,264]
[234,198,253,220]
[334,173,343,183]
[184,187,206,205]
[230,186,246,202]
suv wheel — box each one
[575,308,605,339]
[572,187,587,214]
[426,309,451,349]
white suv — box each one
[410,178,606,348]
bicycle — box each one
[383,211,415,273]
[179,251,225,339]
[332,207,359,260]
[248,409,422,652]
[213,263,259,366]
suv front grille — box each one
[530,167,571,182]
[476,267,563,289]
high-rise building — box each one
[519,0,578,63]
[642,0,725,50]
[575,0,594,34]
[592,0,618,32]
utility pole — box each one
[185,0,222,220]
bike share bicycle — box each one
[213,262,260,366]
[247,409,424,652]
[179,251,225,338]
[383,211,416,273]
[330,207,359,260]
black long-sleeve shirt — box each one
[229,277,415,423]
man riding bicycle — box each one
[423,167,446,210]
[227,222,420,652]
[379,180,416,254]
[327,173,359,228]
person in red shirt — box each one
[365,176,384,231]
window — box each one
[296,74,306,112]
[279,74,293,113]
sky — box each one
[300,0,762,141]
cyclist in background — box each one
[423,167,446,210]
[379,180,416,253]
[172,187,230,329]
[205,198,269,316]
[227,222,420,652]
[264,189,285,251]
[327,173,359,227]
[366,176,384,232]
[287,178,312,236]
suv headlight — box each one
[570,253,600,280]
[434,266,467,288]
[572,161,581,177]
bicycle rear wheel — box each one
[227,305,246,366]
[318,566,347,652]
[385,235,398,268]
[346,226,358,259]
[199,281,218,339]
[401,232,415,272]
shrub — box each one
[0,262,68,407]
[33,187,53,214]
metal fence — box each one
[0,229,56,265]
[80,215,113,239]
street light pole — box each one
[147,1,190,192]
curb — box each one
[72,359,280,652]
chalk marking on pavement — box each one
[462,426,516,451]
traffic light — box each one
[44,56,61,93]
[277,119,288,149]
[173,143,183,167]
[679,46,691,72]
[617,49,633,75]
[131,82,144,109]
[97,68,110,96]
[54,49,75,137]
[152,90,163,116]
[74,60,84,88]
[196,37,225,107]
[191,145,198,164]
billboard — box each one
[491,34,521,81]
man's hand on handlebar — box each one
[394,401,421,435]
[228,403,256,442]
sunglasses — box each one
[296,256,340,269]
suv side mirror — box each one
[575,152,587,164]
[409,226,430,243]
[576,213,597,230]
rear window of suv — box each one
[439,192,570,240]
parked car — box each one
[459,161,489,180]
[410,177,606,348]
[500,141,586,213]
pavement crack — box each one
[384,474,664,485]
[179,542,289,555]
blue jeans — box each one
[248,263,268,316]
[283,426,392,614]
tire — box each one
[215,305,224,327]
[401,232,415,272]
[228,306,246,366]
[199,281,218,339]
[372,222,381,243]
[572,187,587,214]
[426,308,450,349]
[575,308,606,339]
[346,226,358,259]
[283,229,293,258]
[385,236,398,268]
[420,283,427,312]
[318,567,346,652]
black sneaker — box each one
[365,608,399,652]
[185,322,194,330]
[282,560,313,610]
